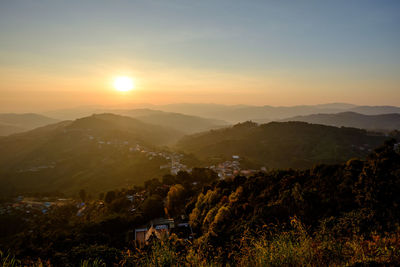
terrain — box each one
[0,114,184,195]
[177,121,388,169]
[281,111,400,132]
[1,140,400,266]
[44,103,400,124]
[0,112,393,196]
[45,108,228,134]
[152,103,400,123]
[0,113,58,136]
[113,109,228,134]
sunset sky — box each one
[0,0,399,112]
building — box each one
[134,218,175,243]
[134,217,193,243]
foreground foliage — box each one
[0,139,400,266]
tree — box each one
[144,178,162,194]
[109,197,131,213]
[105,191,117,204]
[191,168,218,184]
[165,184,187,217]
[176,171,192,187]
[142,194,164,220]
[162,174,176,185]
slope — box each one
[281,112,400,132]
[176,121,387,169]
[0,114,183,195]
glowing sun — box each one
[113,76,134,92]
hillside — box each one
[155,103,349,123]
[43,103,400,125]
[115,109,228,134]
[44,108,228,134]
[176,121,388,169]
[0,113,59,136]
[0,114,184,195]
[0,123,24,136]
[281,112,400,132]
[154,103,400,123]
[350,105,400,115]
[2,140,400,266]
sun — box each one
[113,76,135,92]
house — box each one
[134,227,148,243]
[260,166,267,172]
[160,164,170,170]
[134,218,175,243]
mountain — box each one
[66,113,183,146]
[0,123,25,136]
[115,109,228,134]
[153,103,400,123]
[43,103,400,125]
[0,114,183,195]
[154,103,356,123]
[43,107,101,120]
[44,107,228,134]
[0,113,59,136]
[176,121,388,169]
[349,105,400,115]
[281,112,400,132]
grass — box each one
[3,219,400,266]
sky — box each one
[0,0,399,112]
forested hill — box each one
[0,114,183,195]
[281,112,400,132]
[176,121,388,169]
[187,139,400,263]
[66,113,183,145]
[116,109,229,134]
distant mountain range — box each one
[42,103,400,126]
[112,109,228,134]
[0,111,395,195]
[281,112,400,132]
[151,103,400,123]
[350,106,400,115]
[176,121,388,169]
[0,114,183,195]
[0,113,59,136]
[45,108,228,134]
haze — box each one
[1,0,400,112]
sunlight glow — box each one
[113,76,134,92]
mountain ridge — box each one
[176,121,388,169]
[0,113,59,136]
[0,113,184,195]
[281,111,400,132]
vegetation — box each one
[177,121,388,169]
[149,103,400,123]
[0,114,186,195]
[282,111,400,132]
[116,108,228,134]
[0,139,399,265]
